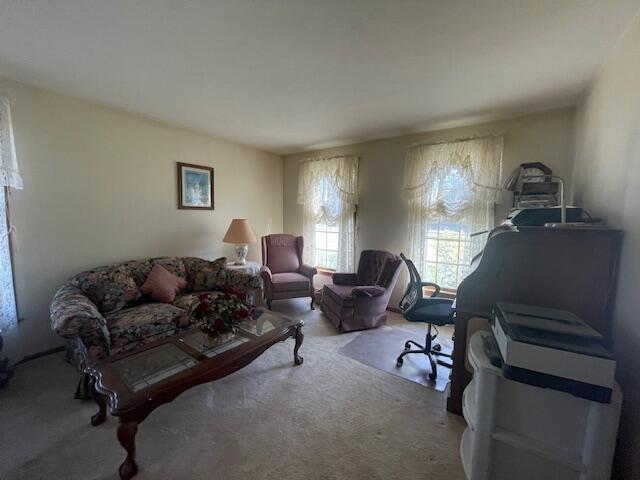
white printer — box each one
[490,302,616,402]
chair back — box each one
[399,253,423,313]
[261,234,304,274]
[356,250,400,286]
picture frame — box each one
[177,162,214,210]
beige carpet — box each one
[0,299,466,480]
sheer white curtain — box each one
[297,155,358,271]
[0,97,22,332]
[403,136,503,281]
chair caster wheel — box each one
[433,344,442,352]
[396,357,404,366]
[404,341,412,350]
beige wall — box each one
[284,108,576,305]
[572,13,640,479]
[1,78,283,361]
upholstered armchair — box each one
[321,250,402,332]
[260,234,317,310]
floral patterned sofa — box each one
[50,256,260,397]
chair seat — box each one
[323,283,356,307]
[106,303,187,354]
[404,299,454,325]
[271,272,310,292]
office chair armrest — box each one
[420,282,441,297]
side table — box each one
[226,260,263,306]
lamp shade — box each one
[223,219,257,244]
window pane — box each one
[440,222,460,241]
[426,220,440,239]
[425,262,437,283]
[327,232,338,250]
[426,239,438,262]
[316,231,326,249]
[439,240,459,265]
[327,223,339,233]
[437,263,457,289]
[326,251,338,270]
[316,250,326,268]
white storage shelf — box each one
[460,331,622,480]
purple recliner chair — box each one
[321,250,402,332]
[260,234,317,310]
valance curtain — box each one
[0,97,22,332]
[404,136,503,280]
[297,155,359,271]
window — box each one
[0,97,22,332]
[314,221,339,270]
[404,136,503,290]
[424,218,471,289]
[297,155,358,272]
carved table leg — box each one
[89,377,107,426]
[117,420,139,480]
[293,326,304,366]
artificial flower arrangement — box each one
[188,292,252,337]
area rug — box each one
[337,325,453,392]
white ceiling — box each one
[0,1,638,154]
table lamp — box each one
[223,219,257,265]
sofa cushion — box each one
[271,272,310,293]
[71,265,141,314]
[323,283,356,307]
[172,290,222,311]
[106,303,187,353]
[141,264,187,303]
[182,257,227,291]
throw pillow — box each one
[141,264,188,303]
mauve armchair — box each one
[321,250,402,332]
[260,234,317,310]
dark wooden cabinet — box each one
[447,226,622,414]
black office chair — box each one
[396,253,455,381]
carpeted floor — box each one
[0,299,466,480]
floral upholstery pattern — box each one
[50,256,260,381]
[106,303,187,354]
[50,284,111,350]
[172,290,222,311]
[70,265,141,314]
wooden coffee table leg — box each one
[89,376,107,426]
[293,325,304,365]
[117,420,139,480]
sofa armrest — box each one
[352,286,386,298]
[50,284,111,350]
[332,272,359,285]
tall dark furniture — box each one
[396,253,454,381]
[447,226,622,414]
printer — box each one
[490,302,616,403]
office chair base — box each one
[396,325,452,382]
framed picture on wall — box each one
[177,162,214,210]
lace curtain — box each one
[297,155,359,271]
[404,136,503,281]
[0,97,22,332]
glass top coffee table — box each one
[86,308,303,480]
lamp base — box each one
[234,244,248,265]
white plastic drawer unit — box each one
[460,331,622,480]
